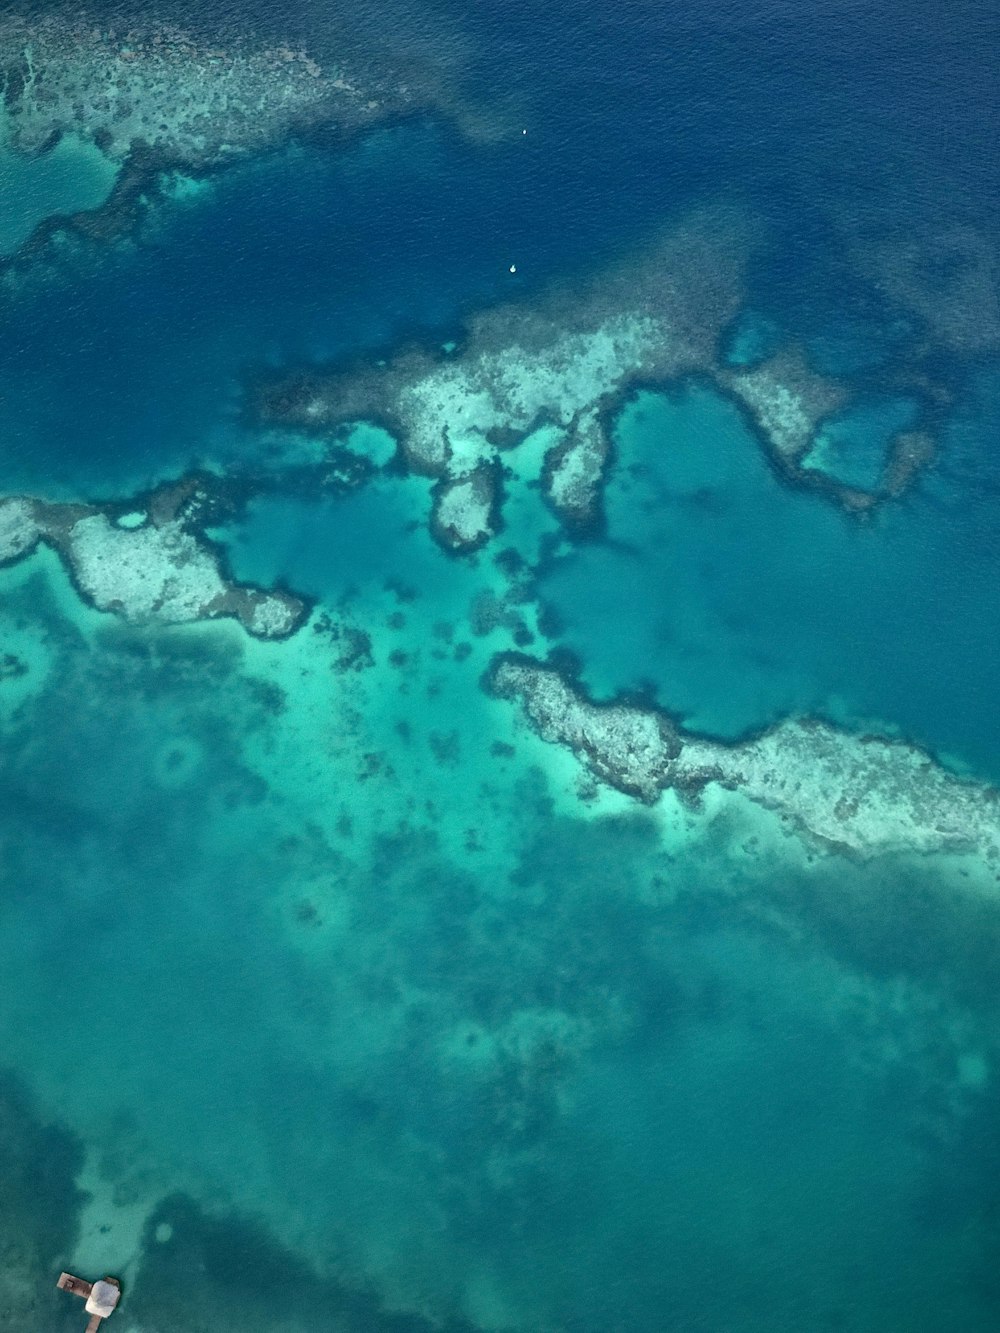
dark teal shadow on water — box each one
[801,395,919,492]
[220,479,474,613]
[540,376,1000,779]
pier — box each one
[57,1272,121,1332]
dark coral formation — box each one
[882,430,936,498]
[861,223,1000,356]
[127,1193,481,1333]
[0,1073,85,1330]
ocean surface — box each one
[1,0,999,1330]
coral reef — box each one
[0,14,396,171]
[488,655,1000,861]
[249,212,940,546]
[0,480,304,638]
[431,460,501,554]
[488,656,682,802]
[720,347,847,464]
[250,214,750,548]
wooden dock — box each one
[57,1272,121,1332]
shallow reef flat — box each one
[0,479,304,637]
[488,655,1000,864]
[250,210,945,554]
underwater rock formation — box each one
[251,214,749,546]
[488,655,1000,861]
[0,482,304,638]
[430,460,501,553]
[0,1073,84,1330]
[720,348,847,464]
[0,15,396,171]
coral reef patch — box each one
[488,655,1000,861]
[431,460,502,554]
[0,478,304,637]
[250,215,750,549]
[0,14,396,170]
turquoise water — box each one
[4,553,998,1331]
[0,111,119,255]
[1,1,1000,1330]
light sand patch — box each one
[72,1147,163,1284]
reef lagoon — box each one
[1,1,1000,1330]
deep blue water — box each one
[2,1,1000,1330]
[4,0,998,495]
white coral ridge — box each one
[494,661,1000,860]
[399,315,666,473]
[68,515,228,621]
[0,499,40,563]
[724,352,845,460]
[249,597,297,637]
[66,514,292,634]
[436,475,492,546]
